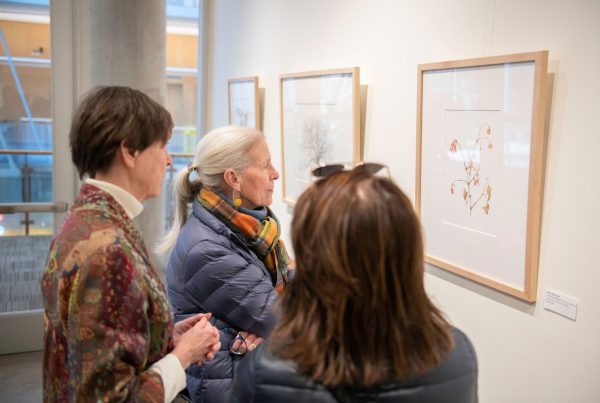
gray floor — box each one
[0,350,42,402]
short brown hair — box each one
[69,86,173,179]
[271,170,453,387]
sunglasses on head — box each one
[311,161,390,178]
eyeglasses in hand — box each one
[228,332,248,355]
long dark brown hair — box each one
[270,170,453,387]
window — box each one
[0,0,53,312]
[0,0,201,313]
[164,0,199,230]
[0,15,52,236]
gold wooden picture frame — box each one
[279,67,361,206]
[416,51,548,302]
[228,76,260,129]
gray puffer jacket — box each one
[167,197,279,402]
[229,327,478,403]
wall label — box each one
[544,288,578,321]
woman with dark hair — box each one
[160,126,291,402]
[42,86,220,402]
[230,165,478,402]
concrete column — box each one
[87,0,168,274]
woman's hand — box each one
[173,313,212,346]
[172,314,220,369]
[230,331,264,353]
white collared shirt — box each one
[85,178,144,219]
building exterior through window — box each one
[0,0,199,315]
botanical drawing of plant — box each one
[449,123,493,216]
[299,118,331,171]
[234,107,248,126]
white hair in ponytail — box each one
[155,125,264,254]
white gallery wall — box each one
[205,1,600,401]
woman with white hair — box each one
[160,126,291,402]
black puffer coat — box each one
[167,198,279,402]
[229,327,478,403]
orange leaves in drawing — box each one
[450,139,458,153]
[449,123,494,216]
[482,184,492,215]
[483,203,490,214]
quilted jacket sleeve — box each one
[182,239,277,337]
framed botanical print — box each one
[416,51,548,301]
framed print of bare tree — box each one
[416,51,548,302]
[279,67,360,205]
[228,76,260,129]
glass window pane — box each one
[0,234,51,312]
[166,75,198,155]
[0,153,52,203]
[166,0,200,20]
[0,87,52,149]
[1,7,53,317]
[163,155,193,230]
[165,5,198,232]
[0,211,53,237]
[168,125,197,154]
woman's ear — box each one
[118,142,137,169]
[223,168,241,192]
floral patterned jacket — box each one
[42,184,174,402]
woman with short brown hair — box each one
[230,167,478,402]
[42,86,220,402]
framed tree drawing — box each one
[416,51,548,302]
[280,67,360,205]
[228,76,260,129]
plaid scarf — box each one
[198,187,290,294]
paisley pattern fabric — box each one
[42,183,174,402]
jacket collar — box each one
[73,183,148,260]
[85,178,144,219]
[192,196,272,279]
[192,195,233,236]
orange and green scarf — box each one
[198,187,290,294]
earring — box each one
[233,192,242,209]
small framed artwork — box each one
[280,67,360,205]
[228,76,260,129]
[416,51,548,302]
